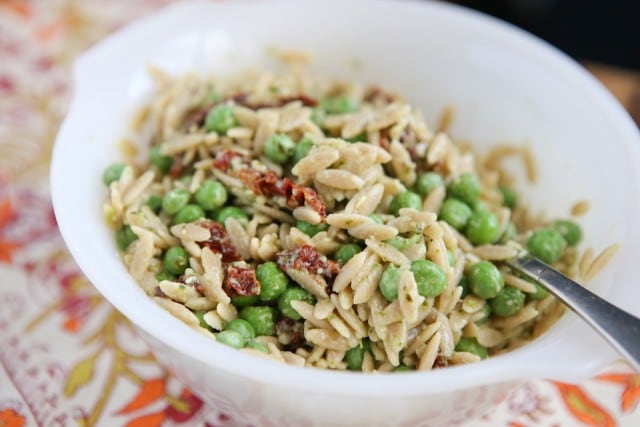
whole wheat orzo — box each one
[103,68,614,372]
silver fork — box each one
[508,253,640,372]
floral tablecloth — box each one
[1,1,639,426]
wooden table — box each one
[588,63,640,126]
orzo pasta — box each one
[102,69,615,372]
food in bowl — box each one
[102,67,608,372]
[50,0,640,424]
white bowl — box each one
[51,0,640,425]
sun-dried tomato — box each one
[212,148,327,218]
[236,168,262,193]
[277,244,339,281]
[224,265,260,296]
[196,220,241,263]
[254,171,288,197]
[290,185,326,218]
[212,150,244,172]
[238,169,327,219]
[295,245,323,273]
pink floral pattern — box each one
[0,1,638,426]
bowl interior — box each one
[51,0,640,395]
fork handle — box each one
[508,254,640,372]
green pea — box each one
[410,259,447,298]
[256,262,289,301]
[468,261,504,299]
[335,244,361,263]
[204,104,237,134]
[239,306,277,336]
[216,206,249,225]
[552,220,582,247]
[320,96,359,115]
[394,364,415,372]
[369,213,384,224]
[163,246,189,275]
[415,172,443,197]
[102,163,126,186]
[195,180,228,211]
[115,225,138,251]
[475,303,492,324]
[389,191,422,215]
[386,234,422,251]
[466,210,501,245]
[173,204,205,224]
[448,173,481,206]
[455,336,488,359]
[499,221,517,244]
[527,228,567,264]
[162,188,191,215]
[194,310,211,331]
[278,287,315,320]
[438,198,473,230]
[150,145,173,173]
[293,138,314,164]
[490,286,526,317]
[231,294,259,308]
[146,195,163,214]
[225,318,256,341]
[499,185,518,208]
[296,220,328,237]
[528,281,550,300]
[379,265,401,301]
[245,339,269,353]
[345,342,367,371]
[264,133,295,164]
[216,330,245,349]
[155,270,177,282]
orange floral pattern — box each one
[598,373,640,413]
[0,409,26,427]
[117,378,167,414]
[0,1,638,426]
[554,382,616,427]
[0,197,20,262]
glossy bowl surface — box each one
[51,1,640,425]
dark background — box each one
[448,0,640,70]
